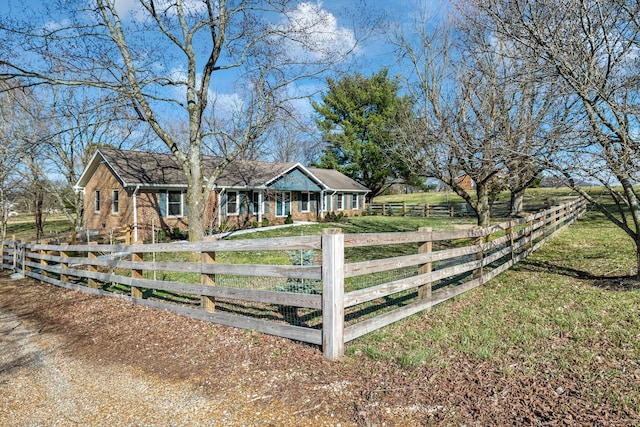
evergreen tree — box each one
[313,69,419,199]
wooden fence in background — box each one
[367,198,565,218]
[1,198,586,360]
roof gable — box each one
[268,168,322,192]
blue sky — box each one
[1,0,451,153]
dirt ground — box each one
[0,272,637,426]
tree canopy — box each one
[312,69,419,199]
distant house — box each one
[75,148,369,241]
[456,174,474,191]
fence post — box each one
[526,214,534,252]
[541,210,549,240]
[0,239,5,271]
[131,241,143,298]
[24,242,33,274]
[473,228,484,281]
[382,203,386,216]
[40,247,49,278]
[418,227,433,302]
[506,221,515,263]
[20,242,26,275]
[403,202,407,216]
[87,242,99,289]
[12,236,17,271]
[322,228,344,361]
[125,225,132,245]
[201,242,216,312]
[450,204,455,217]
[60,243,69,283]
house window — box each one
[227,191,239,215]
[112,190,119,214]
[168,191,183,216]
[252,192,260,214]
[94,190,100,212]
[337,193,344,210]
[276,191,291,217]
[351,193,359,210]
[300,192,310,212]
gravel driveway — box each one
[2,272,637,426]
[0,276,346,426]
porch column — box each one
[217,190,224,228]
[132,186,140,242]
[258,191,263,224]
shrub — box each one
[262,217,270,227]
[285,214,294,224]
[275,250,320,294]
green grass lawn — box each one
[346,209,640,414]
[4,215,74,241]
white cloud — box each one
[275,2,358,60]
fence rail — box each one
[1,198,586,360]
[367,198,567,218]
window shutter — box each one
[183,192,188,217]
[221,192,227,214]
[298,192,302,211]
[248,192,254,214]
[159,190,167,217]
[264,194,270,213]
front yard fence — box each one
[2,198,586,360]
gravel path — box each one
[0,279,344,426]
[2,272,637,426]
[0,306,247,426]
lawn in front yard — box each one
[346,209,640,419]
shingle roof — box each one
[99,147,187,186]
[308,167,369,192]
[82,147,368,193]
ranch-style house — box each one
[75,148,369,241]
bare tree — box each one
[0,83,24,242]
[38,86,149,239]
[0,0,363,240]
[390,14,508,226]
[473,0,640,276]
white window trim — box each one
[112,189,119,214]
[94,190,101,213]
[351,193,360,210]
[226,191,239,216]
[167,190,184,217]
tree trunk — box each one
[476,184,491,227]
[35,189,44,242]
[636,240,640,281]
[510,189,525,217]
[187,186,207,242]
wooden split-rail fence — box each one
[1,198,586,360]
